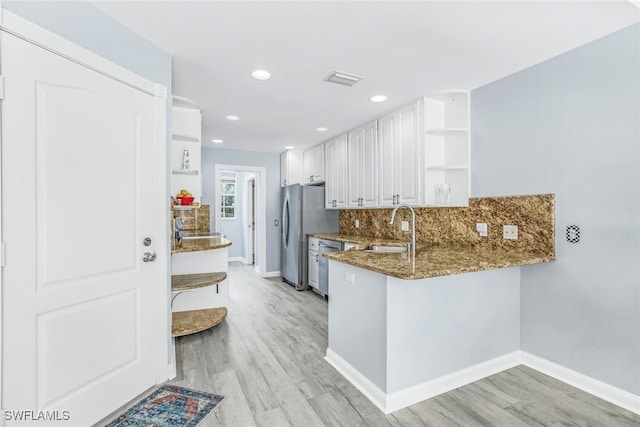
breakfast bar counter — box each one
[329,242,553,279]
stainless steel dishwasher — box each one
[318,239,343,297]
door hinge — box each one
[1,242,5,268]
[0,75,4,100]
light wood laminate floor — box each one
[169,263,639,426]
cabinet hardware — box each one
[143,237,152,246]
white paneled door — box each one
[1,22,166,426]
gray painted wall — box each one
[387,268,520,393]
[202,148,281,273]
[3,1,171,88]
[471,23,640,395]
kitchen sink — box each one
[362,245,409,253]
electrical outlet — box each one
[355,219,360,228]
[503,225,518,240]
[401,221,409,231]
[476,223,488,237]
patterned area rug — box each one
[105,384,225,427]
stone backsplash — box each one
[173,205,210,232]
[171,205,210,251]
[339,194,555,257]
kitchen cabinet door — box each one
[303,143,325,185]
[348,121,378,208]
[312,144,324,183]
[308,250,319,290]
[280,149,303,187]
[324,134,348,209]
[378,101,422,207]
[280,151,288,187]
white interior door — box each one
[1,28,163,425]
[245,177,256,264]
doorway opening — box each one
[214,164,266,276]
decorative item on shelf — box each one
[181,149,191,170]
[175,188,195,206]
[436,183,451,204]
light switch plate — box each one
[355,219,360,228]
[476,223,488,237]
[503,225,518,240]
[401,221,409,231]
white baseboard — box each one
[167,362,177,380]
[521,352,640,415]
[324,349,388,413]
[386,351,522,413]
[326,348,640,416]
[261,270,281,278]
[325,348,521,414]
[228,257,246,263]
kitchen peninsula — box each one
[319,194,556,413]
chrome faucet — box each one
[389,204,416,259]
[174,217,184,243]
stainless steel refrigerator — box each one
[281,184,338,290]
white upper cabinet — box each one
[303,143,324,185]
[171,96,202,205]
[423,92,470,206]
[324,134,348,209]
[322,92,470,210]
[347,121,378,208]
[280,149,304,187]
[378,101,422,207]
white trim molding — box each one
[325,348,521,414]
[521,352,640,416]
[386,352,522,413]
[0,9,159,97]
[326,348,640,416]
[214,164,267,278]
[325,349,388,413]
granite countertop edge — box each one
[311,233,555,280]
[171,239,233,254]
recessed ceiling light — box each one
[284,145,295,150]
[370,95,387,103]
[211,139,223,144]
[225,115,239,121]
[251,69,271,80]
[316,127,328,132]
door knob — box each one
[143,252,157,262]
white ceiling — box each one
[92,1,639,153]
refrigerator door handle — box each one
[282,197,290,248]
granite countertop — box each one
[310,233,554,280]
[172,236,232,254]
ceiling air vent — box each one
[324,70,363,87]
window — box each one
[220,171,236,219]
